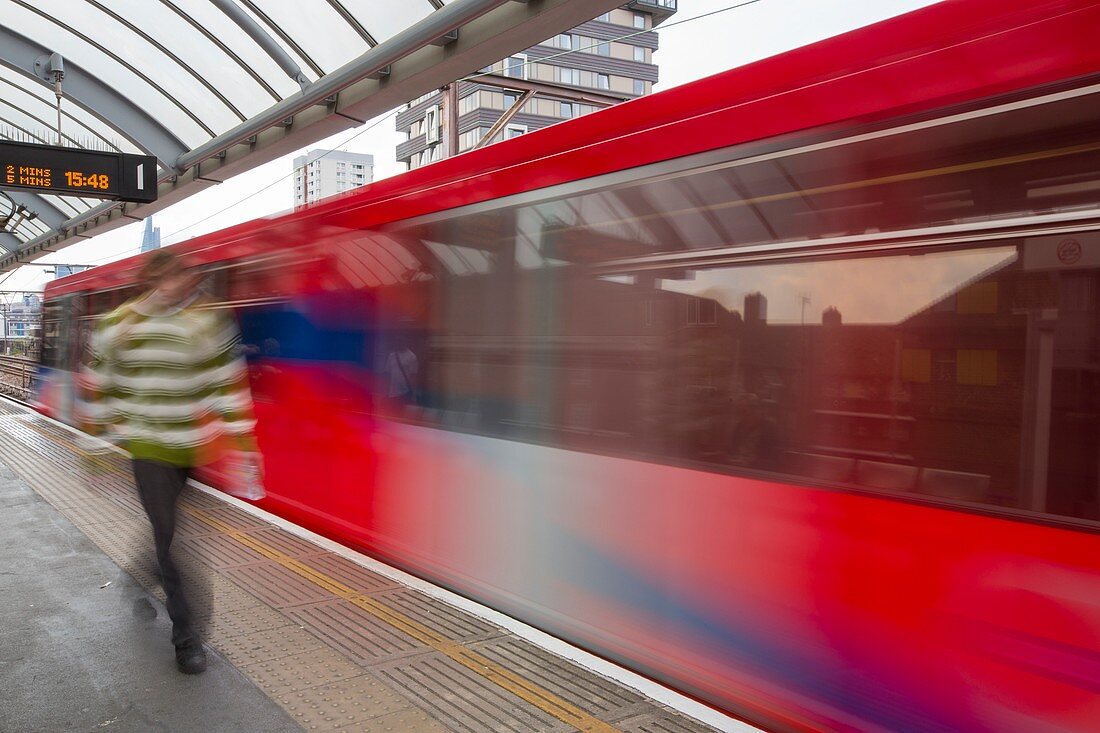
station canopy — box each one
[0,0,618,273]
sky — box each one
[661,247,1017,325]
[1,0,943,295]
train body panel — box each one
[36,2,1100,730]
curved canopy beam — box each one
[0,232,22,253]
[0,26,189,168]
[210,0,313,89]
[2,191,72,231]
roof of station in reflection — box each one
[0,0,614,271]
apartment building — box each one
[397,2,676,169]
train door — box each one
[35,295,72,420]
[224,250,378,532]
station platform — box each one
[0,397,740,733]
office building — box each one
[140,217,161,252]
[53,265,91,279]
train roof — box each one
[45,0,1100,299]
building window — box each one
[634,46,646,62]
[597,12,611,21]
[957,350,998,386]
[596,41,611,56]
[505,124,527,140]
[687,299,717,325]
[506,53,527,79]
[459,128,489,151]
[504,91,519,108]
[597,74,610,90]
[901,349,932,383]
[560,102,573,118]
[557,34,572,49]
[956,281,999,314]
[633,79,646,95]
[558,67,581,86]
[425,106,440,143]
[933,350,956,382]
[633,13,646,29]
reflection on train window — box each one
[408,233,1100,523]
[637,239,1098,521]
[386,90,1100,267]
[40,299,67,369]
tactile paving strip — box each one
[273,673,414,732]
[242,528,330,559]
[0,400,727,733]
[295,552,400,594]
[615,712,730,733]
[373,589,503,643]
[470,636,645,716]
[376,653,573,733]
[198,503,270,529]
[241,649,364,695]
[173,507,227,537]
[287,600,426,664]
[223,562,339,608]
[178,531,272,568]
[203,600,296,643]
[334,706,450,733]
[218,625,328,667]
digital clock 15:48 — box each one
[65,171,111,189]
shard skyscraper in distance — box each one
[139,217,161,253]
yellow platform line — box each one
[183,505,622,733]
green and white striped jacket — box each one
[82,295,257,466]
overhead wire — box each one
[459,0,765,84]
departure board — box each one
[0,141,158,203]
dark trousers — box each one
[132,459,198,649]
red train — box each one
[35,1,1100,730]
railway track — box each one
[0,355,35,400]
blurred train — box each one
[32,1,1100,730]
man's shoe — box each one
[175,643,207,675]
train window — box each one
[374,88,1100,526]
[39,298,68,369]
[396,211,1100,523]
[87,289,117,316]
[451,86,1100,265]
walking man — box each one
[81,249,260,674]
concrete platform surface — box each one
[0,462,303,733]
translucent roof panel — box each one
[248,0,370,73]
[168,0,305,98]
[0,0,463,258]
[0,68,139,153]
[337,0,439,42]
[103,0,283,117]
[0,3,215,145]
